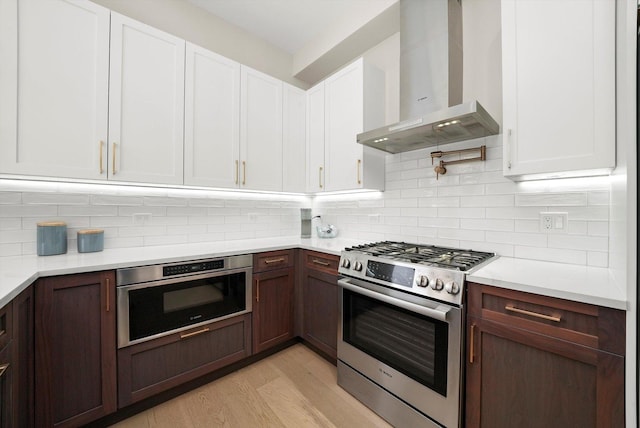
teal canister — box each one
[37,221,68,256]
[77,229,104,253]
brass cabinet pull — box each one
[112,142,117,175]
[106,278,110,312]
[180,327,210,340]
[319,166,323,188]
[242,161,246,186]
[357,159,362,184]
[256,279,260,303]
[235,160,239,184]
[505,305,561,323]
[0,363,8,378]
[469,323,476,364]
[312,259,330,266]
[99,140,104,174]
[264,257,285,264]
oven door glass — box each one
[128,271,247,342]
[342,288,449,396]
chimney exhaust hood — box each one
[358,0,499,154]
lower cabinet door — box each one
[252,267,294,354]
[465,316,624,427]
[35,271,116,428]
[0,344,12,428]
[302,267,338,361]
[117,314,251,407]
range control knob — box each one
[431,278,444,291]
[341,258,351,269]
[353,261,363,272]
[445,281,460,295]
[416,275,429,287]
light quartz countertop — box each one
[0,237,628,311]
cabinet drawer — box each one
[304,251,339,275]
[467,283,625,355]
[254,250,293,272]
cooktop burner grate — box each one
[345,241,495,271]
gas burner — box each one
[345,241,495,271]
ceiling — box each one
[186,0,396,55]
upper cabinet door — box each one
[0,0,110,180]
[324,58,385,192]
[282,83,306,193]
[108,13,185,185]
[306,82,325,193]
[240,66,283,192]
[501,0,615,180]
[184,43,241,188]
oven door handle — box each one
[338,278,451,322]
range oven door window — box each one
[342,288,449,396]
[128,271,247,342]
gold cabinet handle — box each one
[99,140,104,174]
[242,161,246,186]
[469,323,476,364]
[312,259,330,266]
[319,166,323,188]
[505,305,561,323]
[0,363,8,378]
[357,159,362,184]
[180,327,210,340]
[264,257,285,264]
[256,279,260,303]
[235,160,239,184]
[106,278,110,312]
[112,142,117,175]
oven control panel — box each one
[163,259,224,277]
[339,253,466,306]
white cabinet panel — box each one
[306,82,325,193]
[108,13,185,185]
[0,0,109,180]
[282,83,306,193]
[502,0,615,180]
[323,58,385,192]
[184,43,240,188]
[240,66,283,191]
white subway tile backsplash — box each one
[59,205,117,216]
[418,217,459,229]
[144,234,188,246]
[514,246,587,265]
[514,219,540,233]
[547,235,608,252]
[460,218,514,232]
[0,192,21,204]
[515,192,588,207]
[588,221,609,236]
[419,197,460,208]
[438,228,485,242]
[0,218,21,230]
[486,231,548,247]
[0,243,21,257]
[460,195,514,207]
[144,196,188,207]
[587,251,608,267]
[0,205,57,217]
[588,191,610,206]
[437,207,485,219]
[91,195,144,206]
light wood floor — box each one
[110,344,392,428]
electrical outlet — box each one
[133,213,152,225]
[539,212,568,233]
[248,213,258,222]
[368,214,381,224]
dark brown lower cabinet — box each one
[35,271,117,428]
[465,283,625,428]
[252,267,294,354]
[117,314,251,407]
[12,285,34,428]
[0,301,12,428]
[302,251,340,361]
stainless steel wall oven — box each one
[117,254,252,348]
[337,242,495,428]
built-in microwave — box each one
[116,255,252,348]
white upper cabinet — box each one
[240,66,283,192]
[0,0,110,180]
[323,58,386,192]
[501,0,615,180]
[108,13,185,185]
[184,43,241,188]
[282,83,306,193]
[306,82,326,193]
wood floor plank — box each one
[110,344,391,428]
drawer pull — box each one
[312,259,330,266]
[264,257,285,264]
[469,324,476,364]
[0,363,8,378]
[106,278,110,312]
[505,305,561,323]
[180,327,210,340]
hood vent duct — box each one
[358,0,499,154]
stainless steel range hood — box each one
[358,0,499,154]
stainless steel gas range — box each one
[336,241,496,428]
